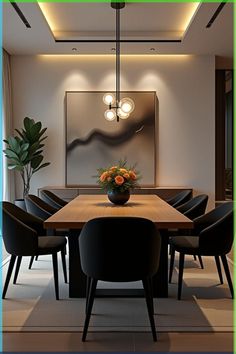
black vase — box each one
[107,189,130,205]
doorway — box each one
[215,70,233,201]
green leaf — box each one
[38,127,47,139]
[20,143,29,152]
[28,141,40,154]
[15,129,26,140]
[24,117,34,132]
[4,148,19,160]
[8,136,21,154]
[5,156,21,163]
[31,155,43,169]
[15,136,22,144]
[8,164,24,171]
[39,135,48,143]
[30,122,42,139]
[33,162,50,173]
[33,150,43,156]
[8,164,18,170]
[20,151,28,162]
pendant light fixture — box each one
[103,2,135,122]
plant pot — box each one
[107,190,130,205]
[14,199,27,211]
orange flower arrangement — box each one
[96,159,141,192]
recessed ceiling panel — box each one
[38,2,200,40]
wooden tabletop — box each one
[44,194,193,230]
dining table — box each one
[44,194,193,298]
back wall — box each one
[10,54,215,206]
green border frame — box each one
[1,0,235,3]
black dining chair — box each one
[41,190,68,209]
[2,202,67,300]
[175,194,209,268]
[176,194,208,220]
[25,195,59,269]
[25,195,68,269]
[3,201,44,274]
[2,201,68,284]
[169,202,234,300]
[25,194,58,220]
[79,217,161,342]
[166,190,192,208]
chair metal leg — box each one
[82,278,97,342]
[142,278,157,341]
[193,255,197,261]
[61,250,68,283]
[13,256,22,284]
[85,276,92,314]
[35,256,38,261]
[221,255,234,298]
[169,248,175,283]
[52,253,59,300]
[178,253,185,300]
[2,255,17,299]
[146,278,154,316]
[147,277,154,315]
[28,256,34,269]
[198,255,204,269]
[215,256,223,284]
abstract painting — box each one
[66,91,157,186]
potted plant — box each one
[3,117,50,209]
[96,159,141,205]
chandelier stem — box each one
[116,6,120,122]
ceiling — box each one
[3,2,233,56]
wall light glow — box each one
[182,3,201,37]
[38,3,57,32]
[38,54,191,59]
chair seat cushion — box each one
[38,236,67,254]
[170,236,199,254]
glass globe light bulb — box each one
[120,98,135,114]
[104,109,116,121]
[103,93,115,106]
[117,108,129,120]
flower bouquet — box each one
[96,160,141,205]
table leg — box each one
[68,229,87,298]
[46,229,55,236]
[152,230,169,298]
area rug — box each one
[2,253,233,333]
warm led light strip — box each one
[38,54,192,58]
[38,3,56,32]
[182,2,201,39]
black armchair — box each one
[25,194,57,220]
[175,194,208,268]
[79,217,161,342]
[24,195,68,267]
[2,202,67,300]
[41,190,68,209]
[169,202,234,300]
[166,190,192,208]
[176,194,208,220]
